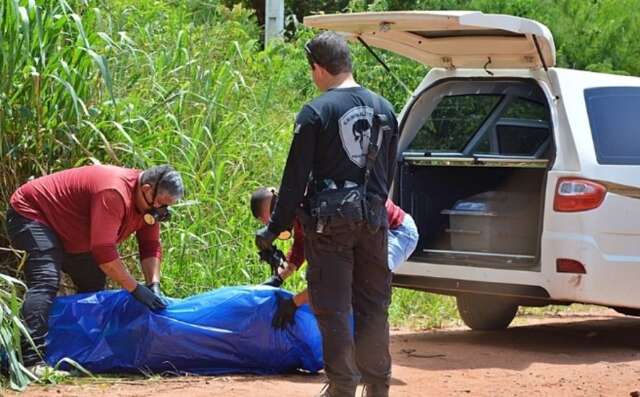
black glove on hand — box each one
[255,226,277,251]
[262,274,284,288]
[147,281,162,296]
[272,295,298,329]
[132,284,167,311]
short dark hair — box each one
[306,31,352,75]
[250,187,276,218]
[141,165,184,199]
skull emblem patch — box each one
[338,106,380,168]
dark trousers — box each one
[5,208,106,366]
[303,218,392,397]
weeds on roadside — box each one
[0,255,33,390]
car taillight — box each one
[554,178,607,212]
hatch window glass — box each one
[408,95,501,153]
[502,98,549,122]
[473,98,550,156]
[585,87,640,165]
[496,122,549,156]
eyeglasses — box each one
[304,41,319,69]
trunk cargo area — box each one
[399,160,547,270]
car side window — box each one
[585,87,640,165]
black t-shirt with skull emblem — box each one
[268,85,399,234]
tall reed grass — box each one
[0,2,455,388]
[1,0,114,261]
[0,249,35,391]
[0,0,313,285]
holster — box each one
[309,186,364,223]
[363,193,388,233]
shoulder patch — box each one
[294,123,302,135]
[338,106,382,168]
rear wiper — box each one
[357,36,413,97]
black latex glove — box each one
[146,281,162,296]
[272,295,297,329]
[262,274,284,288]
[131,284,167,311]
[255,226,277,251]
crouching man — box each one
[5,164,183,373]
[250,187,419,326]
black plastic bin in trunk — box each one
[442,191,538,255]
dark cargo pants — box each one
[5,208,107,366]
[303,218,392,397]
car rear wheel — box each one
[456,293,518,330]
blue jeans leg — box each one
[387,214,419,272]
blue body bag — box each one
[45,286,323,375]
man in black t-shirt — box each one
[255,32,399,397]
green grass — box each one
[390,289,459,329]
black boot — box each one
[315,383,357,397]
[361,383,389,397]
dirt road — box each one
[11,310,640,397]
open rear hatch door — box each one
[304,11,555,69]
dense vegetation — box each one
[1,0,639,389]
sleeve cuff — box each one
[139,241,162,261]
[286,252,304,268]
[91,245,119,264]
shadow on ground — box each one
[391,314,640,372]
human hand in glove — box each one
[272,295,298,329]
[255,226,277,251]
[262,274,284,288]
[131,283,168,311]
[147,281,162,296]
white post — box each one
[265,0,284,45]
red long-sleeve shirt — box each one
[385,199,405,229]
[285,199,405,268]
[10,165,161,264]
[285,219,305,268]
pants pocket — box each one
[7,211,59,253]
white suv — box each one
[305,11,640,330]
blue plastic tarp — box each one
[45,286,323,375]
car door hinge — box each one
[442,56,455,70]
[379,21,392,32]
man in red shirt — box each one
[5,164,184,370]
[250,187,419,327]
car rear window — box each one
[585,87,640,165]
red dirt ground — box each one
[8,310,640,397]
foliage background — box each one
[1,0,639,344]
